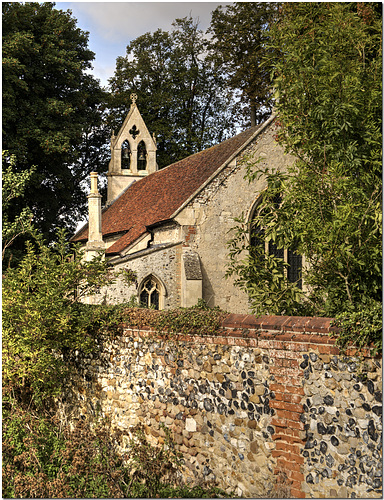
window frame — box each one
[138,274,165,310]
[249,194,303,289]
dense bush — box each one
[3,403,225,498]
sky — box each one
[55,2,231,87]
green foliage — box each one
[2,151,36,263]
[227,3,382,341]
[208,2,279,126]
[2,229,123,405]
[227,207,306,317]
[154,300,227,338]
[332,300,382,357]
[108,16,237,168]
[3,405,226,498]
[2,2,109,243]
[120,299,228,338]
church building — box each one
[71,94,297,314]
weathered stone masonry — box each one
[71,314,382,498]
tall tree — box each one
[2,2,109,242]
[227,3,382,328]
[108,16,237,169]
[208,2,279,127]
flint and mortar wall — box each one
[71,314,382,498]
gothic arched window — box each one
[137,141,147,171]
[250,194,302,288]
[121,140,131,170]
[139,276,161,309]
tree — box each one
[2,151,36,263]
[227,3,382,338]
[2,2,109,243]
[108,16,237,169]
[2,230,122,405]
[208,2,279,127]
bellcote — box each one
[107,94,157,203]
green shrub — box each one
[3,403,227,499]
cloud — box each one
[66,2,225,43]
[56,2,231,86]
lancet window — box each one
[137,141,147,171]
[139,276,161,309]
[121,140,131,170]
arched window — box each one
[121,140,131,169]
[250,194,302,288]
[139,275,162,309]
[137,141,147,171]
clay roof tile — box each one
[71,125,261,255]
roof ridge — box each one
[158,125,261,173]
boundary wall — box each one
[70,314,382,498]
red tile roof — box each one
[71,125,261,255]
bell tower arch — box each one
[107,93,157,203]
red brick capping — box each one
[223,314,339,335]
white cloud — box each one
[66,2,226,43]
[56,2,232,86]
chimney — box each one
[85,172,105,260]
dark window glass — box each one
[288,249,302,288]
[139,277,160,309]
[250,194,302,289]
[151,289,159,310]
[140,289,149,307]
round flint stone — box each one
[320,441,328,454]
[372,405,382,416]
[321,468,331,478]
[317,423,327,435]
[324,395,334,406]
[203,398,213,412]
[305,438,316,449]
[218,403,226,415]
[367,380,375,395]
[331,436,339,447]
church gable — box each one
[107,93,157,203]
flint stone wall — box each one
[70,314,382,498]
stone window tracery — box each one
[139,276,161,309]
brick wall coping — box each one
[223,314,339,335]
[119,314,347,351]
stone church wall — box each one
[177,122,295,314]
[94,243,182,308]
[69,314,382,498]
